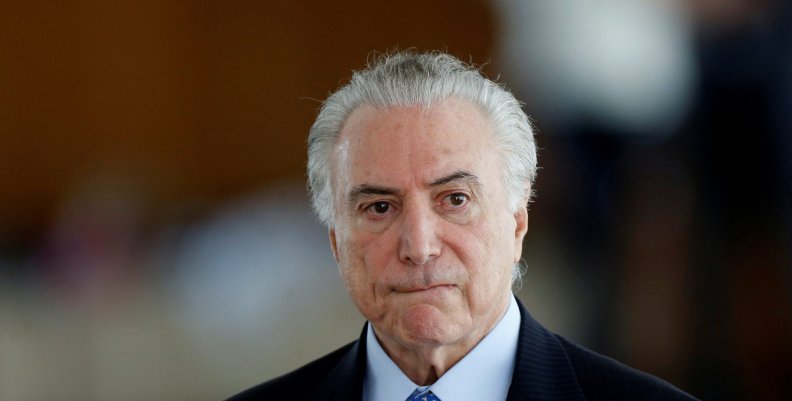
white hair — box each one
[306,51,537,284]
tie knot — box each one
[406,387,441,401]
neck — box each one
[372,296,511,386]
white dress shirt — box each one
[363,295,521,401]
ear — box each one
[329,228,340,262]
[513,200,529,263]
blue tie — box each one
[405,387,441,401]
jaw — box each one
[369,317,472,386]
[368,288,511,385]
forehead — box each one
[333,97,500,190]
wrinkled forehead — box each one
[330,98,503,197]
[337,98,496,152]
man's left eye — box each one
[444,193,469,208]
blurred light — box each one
[495,0,696,136]
[162,182,360,373]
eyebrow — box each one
[347,184,403,208]
[347,170,480,208]
[429,170,480,187]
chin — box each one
[395,304,465,346]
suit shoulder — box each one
[557,335,699,401]
[225,341,357,401]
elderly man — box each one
[228,52,697,401]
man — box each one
[228,51,698,401]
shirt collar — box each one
[364,295,521,401]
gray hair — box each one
[306,51,537,283]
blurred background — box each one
[1,0,790,400]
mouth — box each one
[393,284,456,294]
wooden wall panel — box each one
[0,0,495,234]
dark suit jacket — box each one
[227,299,698,401]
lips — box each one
[394,284,455,293]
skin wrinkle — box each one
[328,97,528,385]
[348,170,480,210]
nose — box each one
[398,203,441,265]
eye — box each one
[366,201,393,215]
[443,193,470,208]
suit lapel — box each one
[506,298,587,401]
[313,326,368,401]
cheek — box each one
[336,231,392,297]
[337,249,378,320]
[460,222,515,296]
[354,224,400,267]
[338,240,371,286]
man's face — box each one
[329,97,528,351]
